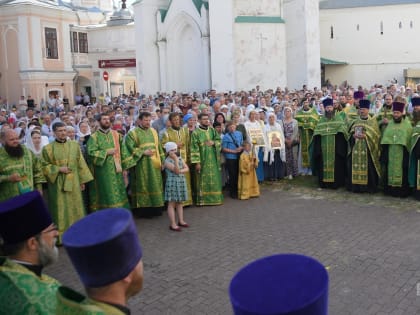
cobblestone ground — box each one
[47,178,420,315]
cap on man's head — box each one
[411,97,420,107]
[353,91,364,100]
[229,254,329,315]
[392,101,405,113]
[322,98,333,107]
[0,191,52,244]
[359,99,370,109]
[62,208,142,288]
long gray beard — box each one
[37,238,59,267]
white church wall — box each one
[232,0,286,91]
[320,3,420,87]
[284,0,321,90]
[133,0,162,95]
[234,0,281,16]
[208,0,235,92]
[233,22,287,91]
[159,0,208,93]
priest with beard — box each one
[0,191,61,314]
[311,98,349,189]
[380,101,413,197]
[347,99,381,193]
[408,97,420,200]
[87,113,130,212]
[0,128,45,202]
[124,112,165,217]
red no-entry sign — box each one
[103,71,109,81]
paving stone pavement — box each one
[46,183,420,315]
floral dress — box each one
[164,157,188,202]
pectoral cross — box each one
[256,33,268,56]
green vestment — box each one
[408,123,420,189]
[56,286,126,315]
[349,116,381,185]
[190,126,223,205]
[124,127,164,208]
[0,257,60,315]
[376,106,393,134]
[161,126,192,206]
[344,105,359,128]
[0,146,45,202]
[87,130,130,211]
[311,115,349,182]
[380,119,412,186]
[294,107,319,168]
[42,140,93,241]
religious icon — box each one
[354,126,364,137]
[248,128,265,146]
[267,131,282,149]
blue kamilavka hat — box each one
[411,97,420,107]
[229,254,329,315]
[359,99,370,109]
[392,101,405,113]
[0,191,52,244]
[63,208,142,288]
[322,98,333,107]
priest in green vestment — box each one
[87,113,130,211]
[0,191,61,314]
[408,97,420,200]
[380,101,413,197]
[57,208,143,315]
[294,100,319,175]
[42,122,93,242]
[376,93,394,134]
[0,129,45,202]
[161,112,193,206]
[311,98,349,189]
[124,112,165,217]
[347,100,381,193]
[190,113,223,205]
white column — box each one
[30,16,43,70]
[284,0,321,89]
[208,0,235,91]
[17,16,29,71]
[201,35,211,91]
[157,40,167,92]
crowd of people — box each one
[1,84,420,215]
[1,82,420,313]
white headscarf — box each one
[164,141,177,153]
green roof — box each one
[235,16,285,24]
[158,9,168,23]
[321,57,347,65]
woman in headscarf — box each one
[244,109,266,182]
[264,112,286,181]
[282,106,300,179]
[25,127,48,158]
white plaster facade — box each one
[133,0,321,94]
[320,2,420,87]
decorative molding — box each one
[234,16,285,24]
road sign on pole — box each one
[103,71,109,81]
